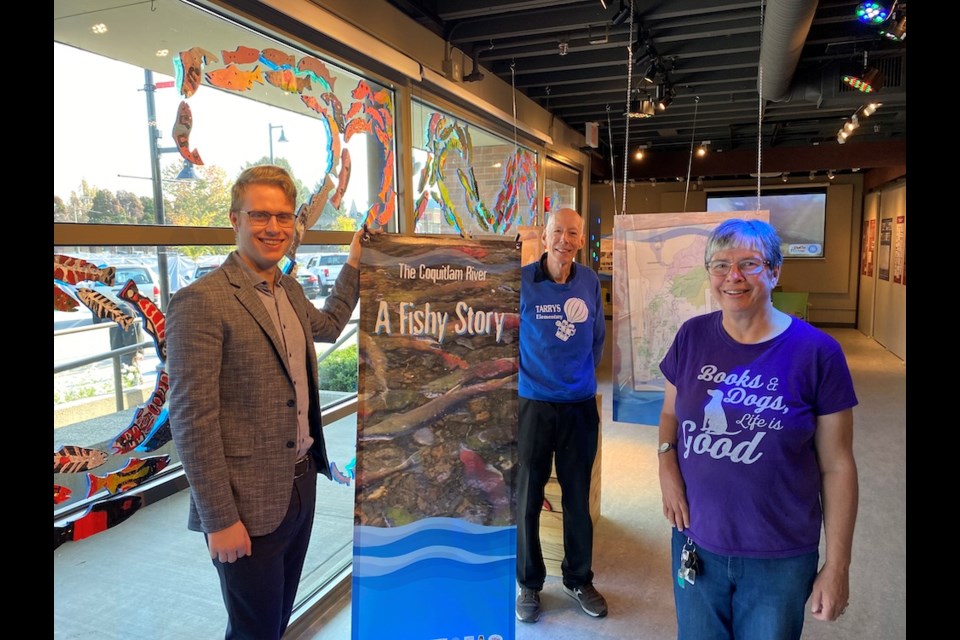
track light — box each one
[843,66,884,93]
[881,13,906,41]
[782,173,789,183]
[634,144,648,160]
[626,94,655,119]
[855,2,893,24]
[611,1,631,26]
[861,102,881,117]
[696,140,710,157]
[827,170,836,180]
[655,85,674,111]
[809,171,816,181]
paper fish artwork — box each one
[54,254,116,286]
[221,45,259,64]
[54,494,144,550]
[176,47,218,98]
[54,283,79,311]
[54,445,109,474]
[134,407,173,453]
[75,288,136,330]
[259,47,296,70]
[110,371,170,454]
[54,484,72,505]
[265,69,312,93]
[172,101,203,165]
[118,281,167,362]
[206,64,263,92]
[86,455,170,498]
[321,92,346,131]
[297,55,335,92]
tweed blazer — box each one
[166,251,359,536]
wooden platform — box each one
[539,394,602,577]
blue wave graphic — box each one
[354,545,513,578]
[356,518,515,558]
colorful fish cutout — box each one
[330,149,351,210]
[172,101,203,165]
[54,445,109,474]
[265,69,311,93]
[110,371,170,454]
[134,407,173,453]
[205,64,263,92]
[54,283,79,311]
[75,288,135,330]
[297,55,335,92]
[86,455,170,498]
[118,281,167,362]
[54,484,73,505]
[54,494,144,550]
[54,254,115,285]
[222,45,259,65]
[259,47,295,70]
[176,47,218,98]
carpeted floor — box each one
[301,328,906,640]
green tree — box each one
[54,196,68,222]
[164,163,232,228]
[318,344,358,392]
[87,189,126,224]
[117,190,146,224]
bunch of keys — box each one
[677,537,702,588]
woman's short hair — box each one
[230,165,298,212]
[705,218,783,268]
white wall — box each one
[860,182,906,361]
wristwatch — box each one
[657,442,678,455]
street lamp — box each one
[144,68,197,311]
[268,123,288,163]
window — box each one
[54,0,392,634]
[411,99,539,235]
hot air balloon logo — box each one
[556,297,589,341]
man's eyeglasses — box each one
[705,258,771,277]
[241,210,297,227]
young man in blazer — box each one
[167,165,369,639]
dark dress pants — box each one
[211,456,317,640]
[516,397,599,590]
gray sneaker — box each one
[516,587,541,623]
[563,583,608,618]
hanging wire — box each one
[606,105,618,215]
[620,0,636,216]
[683,96,699,212]
[510,60,523,224]
[755,0,765,209]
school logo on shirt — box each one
[555,297,589,341]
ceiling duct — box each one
[759,0,819,102]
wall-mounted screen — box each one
[706,188,827,258]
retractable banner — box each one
[353,234,520,640]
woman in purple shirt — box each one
[657,218,859,640]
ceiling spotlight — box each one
[627,94,655,119]
[843,66,884,93]
[611,1,631,26]
[649,178,657,186]
[843,116,860,133]
[696,141,710,157]
[809,171,816,181]
[655,85,674,111]
[697,176,704,187]
[827,170,836,180]
[837,130,848,144]
[782,173,789,183]
[91,23,108,34]
[558,38,569,56]
[855,2,892,24]
[861,102,881,117]
[634,145,648,160]
[881,14,906,41]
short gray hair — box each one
[705,218,783,268]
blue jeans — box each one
[671,528,818,640]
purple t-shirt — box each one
[659,311,857,558]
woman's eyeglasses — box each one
[705,258,771,277]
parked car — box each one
[192,263,220,281]
[305,253,349,295]
[295,267,321,298]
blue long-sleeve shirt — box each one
[518,254,605,402]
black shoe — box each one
[516,587,541,623]
[563,582,608,618]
